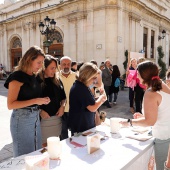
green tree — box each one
[157,46,167,79]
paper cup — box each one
[110,118,122,133]
[47,137,61,159]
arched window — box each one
[49,31,63,43]
[12,38,22,48]
[10,37,22,70]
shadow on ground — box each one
[100,88,134,119]
[0,143,13,163]
[0,80,8,97]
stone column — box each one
[129,12,141,52]
[34,23,40,49]
[147,27,151,58]
[22,22,29,54]
[136,21,143,52]
[0,28,3,66]
[155,29,159,64]
[29,22,36,47]
[67,11,87,61]
[165,34,169,68]
[23,21,36,53]
[3,24,8,71]
[117,4,123,66]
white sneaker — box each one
[113,102,116,104]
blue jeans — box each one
[10,108,42,157]
[109,93,118,103]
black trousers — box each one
[129,85,144,113]
[134,84,144,113]
[104,85,111,106]
[60,112,69,140]
[129,87,134,108]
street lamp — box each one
[158,30,166,41]
[39,16,56,54]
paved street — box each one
[0,79,13,163]
[0,79,133,163]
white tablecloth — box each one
[0,125,155,170]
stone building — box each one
[0,0,170,73]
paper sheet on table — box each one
[71,136,87,146]
[131,127,150,134]
[126,134,152,141]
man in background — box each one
[102,59,112,108]
[58,56,77,140]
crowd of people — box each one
[3,45,170,170]
[0,64,7,79]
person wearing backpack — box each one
[109,65,121,104]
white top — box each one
[58,71,77,112]
[152,90,170,140]
[0,69,5,74]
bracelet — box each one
[127,119,133,127]
[164,161,170,170]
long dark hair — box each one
[112,65,120,77]
[138,61,162,91]
[39,55,61,87]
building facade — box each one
[0,0,170,73]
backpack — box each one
[114,78,120,87]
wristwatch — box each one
[127,119,133,127]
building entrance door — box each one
[48,44,63,59]
[11,48,22,70]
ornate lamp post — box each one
[158,30,166,41]
[39,16,56,54]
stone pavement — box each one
[0,79,13,163]
[0,79,133,163]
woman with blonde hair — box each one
[4,46,50,157]
[39,55,66,146]
[68,62,106,134]
[126,58,137,113]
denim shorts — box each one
[10,108,42,157]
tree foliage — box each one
[157,46,167,79]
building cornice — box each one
[0,0,170,31]
[121,0,170,31]
[129,0,167,12]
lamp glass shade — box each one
[162,30,166,37]
[39,22,44,32]
[50,19,56,30]
[44,16,50,26]
[45,46,49,54]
